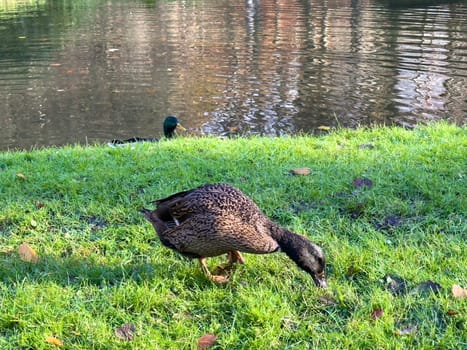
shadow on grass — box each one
[0,250,238,290]
[0,253,163,287]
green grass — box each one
[0,123,466,349]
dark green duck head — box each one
[163,116,186,138]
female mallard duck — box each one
[141,183,327,288]
[109,116,185,145]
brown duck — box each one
[141,183,326,288]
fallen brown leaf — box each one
[371,308,384,321]
[452,284,467,299]
[16,173,26,180]
[318,295,336,305]
[18,242,39,263]
[447,309,459,316]
[46,336,63,347]
[375,215,403,230]
[114,323,136,341]
[291,167,311,176]
[413,280,442,295]
[198,333,217,350]
[353,177,373,188]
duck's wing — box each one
[152,185,228,225]
[161,213,279,258]
[153,188,199,226]
[211,214,279,254]
[153,183,267,229]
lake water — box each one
[0,0,466,150]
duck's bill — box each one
[176,123,186,132]
[313,274,327,289]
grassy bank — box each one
[0,123,466,349]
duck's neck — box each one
[267,221,322,267]
[267,220,327,288]
[267,222,300,254]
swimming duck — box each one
[141,183,326,288]
[109,116,185,145]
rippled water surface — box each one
[0,0,466,149]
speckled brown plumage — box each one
[141,183,326,287]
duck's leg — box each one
[213,250,245,276]
[228,250,245,265]
[199,258,229,283]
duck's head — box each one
[298,240,327,288]
[280,233,327,288]
[163,116,186,138]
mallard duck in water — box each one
[141,183,327,288]
[109,116,185,145]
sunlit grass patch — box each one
[0,123,466,349]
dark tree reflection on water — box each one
[0,0,465,149]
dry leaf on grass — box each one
[452,284,467,299]
[16,173,26,180]
[45,336,63,347]
[114,323,136,341]
[375,215,402,230]
[291,167,311,176]
[413,280,442,295]
[318,295,336,305]
[447,309,459,316]
[353,177,373,188]
[198,333,217,350]
[371,308,384,321]
[18,242,39,263]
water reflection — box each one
[0,0,465,149]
